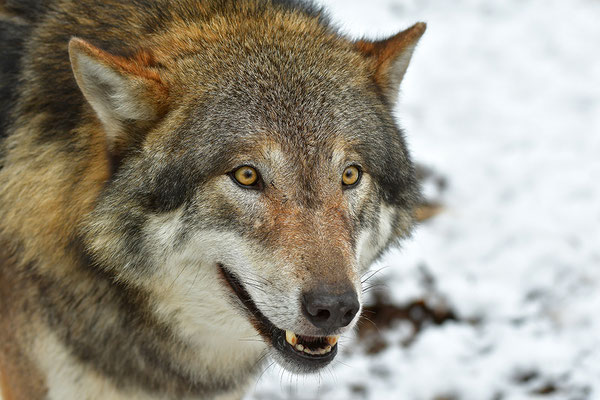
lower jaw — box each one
[272,329,339,371]
[217,264,339,371]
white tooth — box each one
[285,330,297,346]
[296,344,304,351]
[303,348,312,355]
[325,345,332,353]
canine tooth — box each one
[327,336,339,346]
[325,345,332,353]
[285,330,297,346]
[296,344,304,352]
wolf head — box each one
[70,5,425,374]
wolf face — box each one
[68,6,425,375]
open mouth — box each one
[217,264,339,369]
[284,330,338,357]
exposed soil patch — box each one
[357,294,457,353]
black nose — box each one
[301,287,360,331]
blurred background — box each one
[248,0,600,399]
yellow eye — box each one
[233,166,259,187]
[342,165,361,187]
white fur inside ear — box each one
[73,52,155,138]
[391,44,417,85]
[386,43,418,105]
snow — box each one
[248,0,600,399]
[1,1,596,400]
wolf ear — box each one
[68,38,168,151]
[356,22,426,106]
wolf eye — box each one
[342,165,361,187]
[232,166,260,188]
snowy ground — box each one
[248,0,600,399]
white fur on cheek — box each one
[143,211,267,380]
[356,227,378,271]
[147,208,309,333]
[356,203,396,270]
[378,203,396,246]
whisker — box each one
[333,359,354,369]
[361,266,390,284]
[359,315,381,335]
[253,360,276,391]
[166,261,191,294]
[184,266,202,296]
[237,338,264,343]
[362,282,388,294]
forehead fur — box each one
[135,2,418,207]
[65,0,419,213]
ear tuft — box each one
[356,22,426,106]
[68,38,168,150]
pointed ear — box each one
[356,22,426,106]
[68,38,168,150]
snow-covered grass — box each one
[248,0,600,399]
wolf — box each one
[0,0,425,398]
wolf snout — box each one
[301,286,359,331]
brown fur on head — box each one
[74,7,425,372]
[0,0,426,396]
